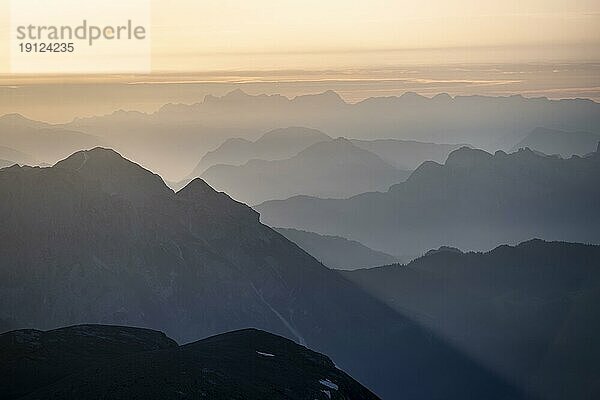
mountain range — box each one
[147,90,600,151]
[350,138,468,170]
[512,127,600,157]
[0,148,522,399]
[2,325,379,400]
[275,228,398,270]
[0,114,103,165]
[343,240,600,400]
[42,89,599,179]
[201,137,410,204]
[256,146,600,257]
[0,146,38,166]
[189,127,332,175]
[2,91,599,180]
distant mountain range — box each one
[0,159,14,169]
[2,91,598,180]
[201,138,410,204]
[512,127,600,157]
[257,146,600,256]
[0,146,37,166]
[275,228,398,270]
[190,127,466,176]
[0,148,521,399]
[350,138,468,170]
[0,114,103,165]
[33,89,596,179]
[189,127,332,175]
[150,90,600,151]
[343,239,600,400]
[2,325,379,400]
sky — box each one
[0,0,598,121]
[0,0,599,73]
[148,0,600,70]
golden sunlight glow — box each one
[0,0,599,74]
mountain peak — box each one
[55,148,173,203]
[425,246,464,257]
[178,178,259,222]
[0,113,48,128]
[256,127,331,144]
[401,91,426,101]
[56,147,131,170]
[293,90,345,105]
[0,113,29,122]
[433,93,452,101]
[224,88,251,99]
[177,177,217,197]
[445,147,493,167]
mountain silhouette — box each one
[512,127,600,157]
[2,325,379,400]
[57,91,600,179]
[0,146,37,166]
[343,240,600,400]
[1,324,177,399]
[0,159,15,169]
[257,146,600,256]
[188,127,331,177]
[275,228,398,270]
[0,114,103,165]
[0,148,523,399]
[350,138,469,170]
[201,138,410,204]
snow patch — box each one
[321,389,331,399]
[256,351,275,357]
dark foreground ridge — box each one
[344,239,600,400]
[1,325,379,400]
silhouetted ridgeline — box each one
[201,138,410,204]
[2,92,599,180]
[257,146,600,257]
[0,148,523,399]
[1,325,379,400]
[343,239,600,400]
[276,227,398,270]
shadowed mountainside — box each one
[276,228,398,270]
[0,148,523,399]
[350,138,469,170]
[342,240,600,400]
[257,146,600,256]
[0,324,177,399]
[201,138,410,204]
[512,127,600,157]
[1,325,379,400]
[189,127,332,176]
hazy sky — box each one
[149,0,600,70]
[0,0,599,74]
[0,0,599,122]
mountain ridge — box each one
[1,325,379,400]
[257,145,600,256]
[0,147,522,399]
